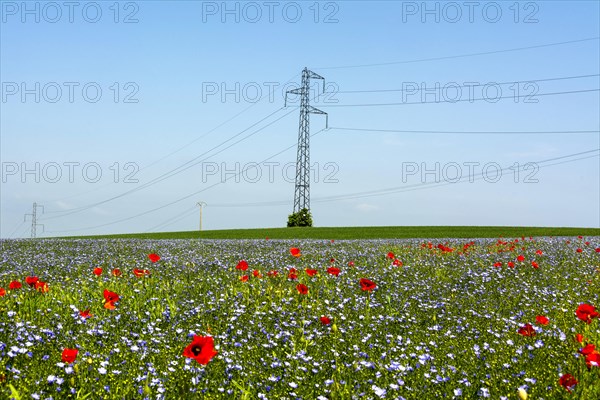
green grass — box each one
[63,226,600,240]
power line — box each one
[315,37,600,70]
[318,88,600,107]
[329,127,600,135]
[336,74,600,94]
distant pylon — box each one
[285,67,328,213]
[24,202,44,238]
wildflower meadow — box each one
[0,236,599,399]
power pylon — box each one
[285,68,328,213]
[24,202,44,238]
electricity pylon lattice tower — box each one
[285,67,328,214]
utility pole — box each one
[196,201,207,231]
[24,202,44,238]
[285,67,328,214]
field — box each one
[1,235,599,399]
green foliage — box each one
[287,208,313,227]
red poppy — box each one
[507,261,515,268]
[25,276,39,287]
[93,267,103,276]
[531,261,539,269]
[386,252,395,259]
[320,316,331,325]
[305,269,318,277]
[288,272,298,280]
[348,261,355,267]
[595,247,600,253]
[535,249,543,255]
[103,289,119,304]
[517,323,536,336]
[183,335,218,365]
[296,284,308,295]
[9,281,22,290]
[111,268,122,277]
[290,248,301,257]
[236,260,248,271]
[359,278,377,292]
[578,235,583,239]
[239,275,249,282]
[267,270,279,277]
[252,270,262,278]
[330,258,335,263]
[535,315,549,325]
[327,267,341,276]
[35,281,49,293]
[558,374,578,393]
[586,352,600,368]
[79,309,92,319]
[576,248,583,253]
[61,348,78,363]
[493,262,502,268]
[0,288,5,297]
[133,268,150,277]
[392,259,402,266]
[516,255,525,262]
[579,344,596,356]
[576,304,599,324]
[148,253,161,263]
[575,333,584,343]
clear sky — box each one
[1,0,599,238]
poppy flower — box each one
[252,270,262,278]
[507,261,515,268]
[576,304,599,324]
[133,268,150,277]
[595,247,600,253]
[9,281,22,290]
[586,352,600,368]
[320,316,331,325]
[558,374,578,393]
[79,309,92,319]
[111,268,122,277]
[329,258,335,263]
[535,250,543,256]
[35,281,49,293]
[493,262,502,268]
[183,335,218,365]
[104,289,119,303]
[575,334,584,343]
[93,267,103,276]
[0,288,5,297]
[290,247,301,257]
[305,269,318,277]
[386,252,395,259]
[579,344,596,356]
[576,248,583,253]
[288,272,298,280]
[348,261,355,267]
[236,260,248,271]
[516,255,525,262]
[392,259,402,266]
[296,284,309,295]
[148,253,161,263]
[359,278,377,292]
[517,323,536,336]
[25,276,39,287]
[267,270,278,277]
[327,267,341,276]
[531,261,539,269]
[61,348,78,363]
[535,315,549,325]
[239,275,249,282]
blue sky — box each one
[1,0,599,237]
